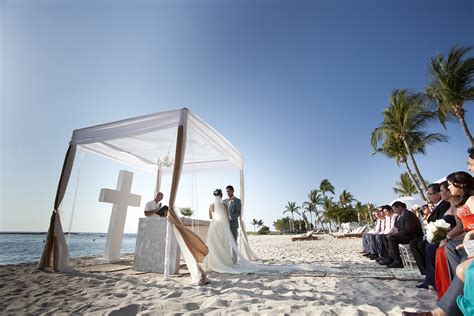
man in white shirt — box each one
[363,208,384,260]
[376,205,397,263]
[144,192,168,217]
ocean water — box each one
[0,232,137,265]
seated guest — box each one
[435,172,474,297]
[420,181,457,290]
[375,205,397,263]
[381,201,423,268]
[422,204,432,223]
[468,146,474,174]
[456,232,474,316]
[410,183,450,278]
[372,208,386,260]
[403,170,474,316]
[362,210,377,253]
[362,208,383,259]
[144,192,169,217]
[428,202,435,216]
[412,204,423,222]
[404,233,474,316]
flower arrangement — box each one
[426,219,451,243]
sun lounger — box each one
[291,231,319,242]
[330,228,350,238]
[338,225,369,238]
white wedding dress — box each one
[203,196,319,274]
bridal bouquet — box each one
[426,219,451,243]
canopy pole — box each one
[39,144,77,271]
[164,109,209,284]
[164,123,185,280]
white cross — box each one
[98,170,141,262]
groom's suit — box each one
[224,197,241,242]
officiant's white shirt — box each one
[145,200,162,217]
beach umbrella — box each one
[390,196,426,210]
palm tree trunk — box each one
[458,115,474,147]
[290,212,295,233]
[309,211,313,230]
[403,160,427,201]
[403,138,428,193]
[315,212,320,230]
[315,211,322,230]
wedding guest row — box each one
[362,147,474,315]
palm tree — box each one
[427,45,474,147]
[366,203,377,225]
[257,219,264,230]
[372,134,429,200]
[354,201,365,224]
[335,190,354,225]
[393,172,417,197]
[319,179,335,198]
[301,212,309,231]
[371,89,447,193]
[301,202,314,230]
[251,219,258,232]
[319,179,335,230]
[321,196,337,232]
[283,201,301,233]
[339,189,354,207]
[302,189,324,230]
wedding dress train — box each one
[203,196,319,274]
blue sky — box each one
[1,0,473,233]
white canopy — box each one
[71,108,243,174]
[39,108,259,276]
[390,196,426,210]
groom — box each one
[223,185,241,262]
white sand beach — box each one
[0,234,437,315]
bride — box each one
[203,189,319,274]
[203,188,259,273]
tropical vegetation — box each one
[211,46,472,235]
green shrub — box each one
[258,225,270,235]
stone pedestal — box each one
[133,217,180,274]
[181,217,211,242]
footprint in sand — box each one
[162,291,182,299]
[112,292,128,298]
[108,304,142,315]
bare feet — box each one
[197,271,210,286]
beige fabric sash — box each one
[167,208,209,263]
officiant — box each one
[144,192,169,217]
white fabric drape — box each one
[239,170,260,260]
[39,145,76,271]
[163,220,174,280]
[52,212,71,272]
